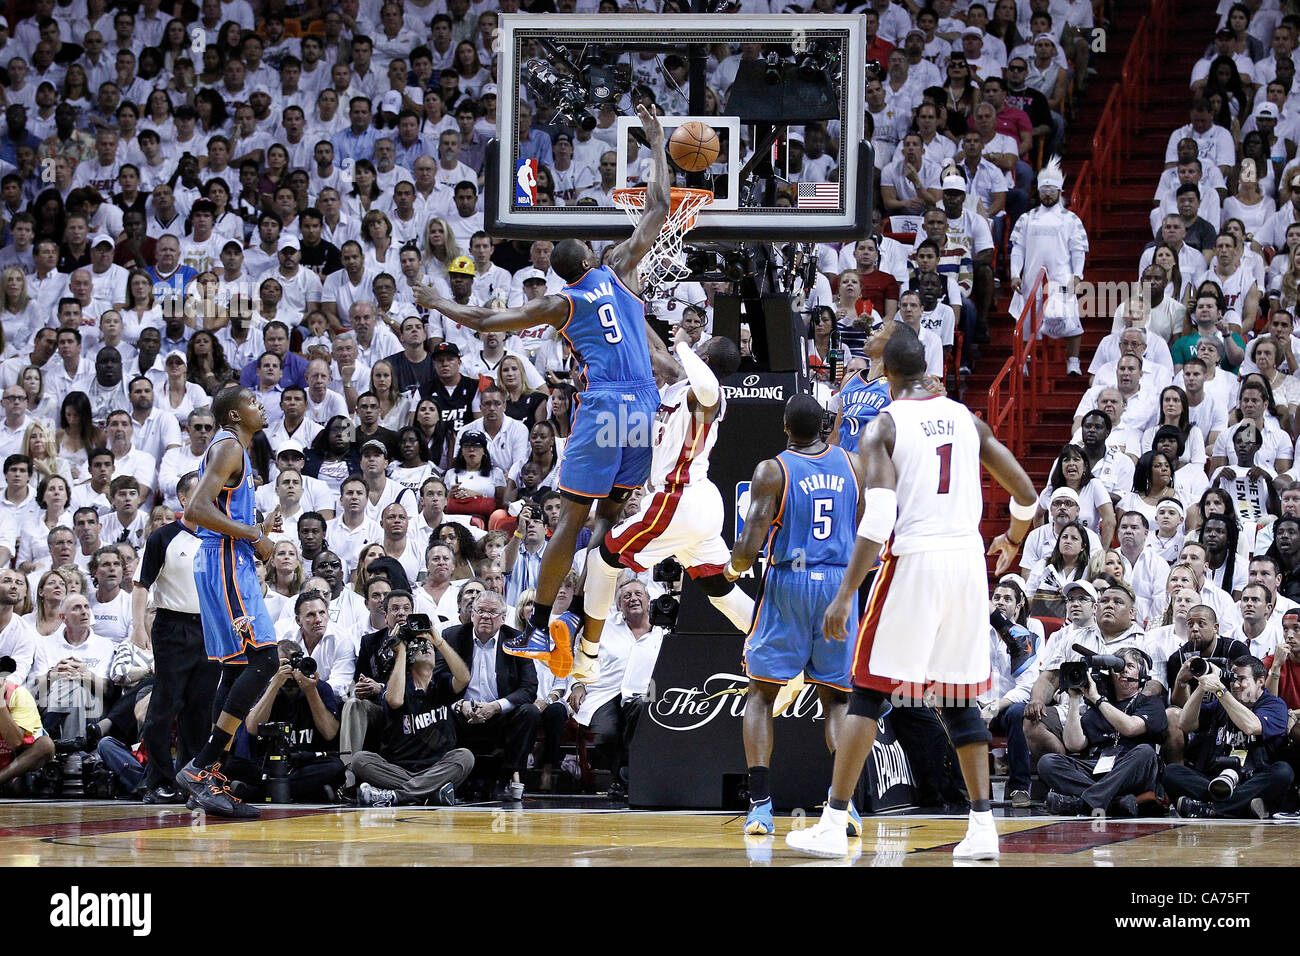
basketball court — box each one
[4,800,1294,867]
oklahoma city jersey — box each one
[885,396,984,554]
[557,265,656,392]
[194,430,257,542]
[837,371,891,448]
[649,380,725,490]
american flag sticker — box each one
[797,181,841,208]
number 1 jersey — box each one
[884,396,984,554]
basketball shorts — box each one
[195,539,277,664]
[557,384,660,499]
[606,480,730,577]
[852,546,991,703]
[744,564,854,691]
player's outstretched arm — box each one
[824,413,896,641]
[430,292,569,334]
[674,341,722,418]
[724,458,783,580]
[609,105,669,293]
[974,416,1038,576]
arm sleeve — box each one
[674,341,721,407]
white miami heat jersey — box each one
[649,379,726,490]
[884,395,984,554]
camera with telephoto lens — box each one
[286,650,316,677]
[1060,645,1126,697]
[258,721,294,803]
[1207,754,1247,801]
[396,613,434,644]
[1183,655,1230,688]
[653,557,684,585]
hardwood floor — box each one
[2,801,1296,867]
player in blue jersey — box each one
[724,394,869,838]
[431,105,673,681]
[832,317,901,449]
[175,385,283,818]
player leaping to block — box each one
[431,104,672,680]
[573,331,755,682]
[176,385,283,818]
[785,328,1036,861]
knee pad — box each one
[942,705,992,748]
[848,687,891,720]
[695,572,735,598]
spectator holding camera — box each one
[342,588,415,783]
[1162,604,1250,763]
[503,501,546,605]
[286,590,356,698]
[228,639,345,803]
[350,610,474,807]
[1037,647,1167,817]
[1025,582,1156,761]
[1166,655,1294,818]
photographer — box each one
[1162,604,1249,764]
[225,639,344,803]
[1025,582,1158,760]
[341,588,414,785]
[1166,655,1293,818]
[350,612,474,807]
[287,590,356,698]
[1037,647,1167,817]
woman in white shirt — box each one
[443,433,506,520]
[1034,443,1116,543]
[23,421,70,489]
[370,360,413,431]
[156,352,211,429]
[22,367,58,428]
[0,268,36,353]
[1025,520,1092,618]
[122,272,165,346]
[16,474,73,574]
[389,426,439,496]
[1140,385,1208,467]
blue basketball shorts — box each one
[744,564,855,691]
[195,539,277,663]
[557,384,660,499]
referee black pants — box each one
[141,609,221,789]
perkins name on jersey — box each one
[797,473,846,495]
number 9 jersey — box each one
[556,265,657,393]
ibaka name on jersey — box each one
[581,280,616,303]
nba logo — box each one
[515,159,538,206]
[735,481,751,537]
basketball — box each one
[668,122,721,172]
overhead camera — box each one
[649,593,680,630]
[522,51,631,132]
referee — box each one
[134,471,221,804]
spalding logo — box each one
[742,375,760,387]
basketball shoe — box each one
[503,626,553,660]
[785,808,853,858]
[546,612,580,679]
[744,798,774,835]
[952,814,1000,860]
[176,760,243,818]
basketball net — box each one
[611,185,713,293]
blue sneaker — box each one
[745,798,775,835]
[845,794,863,838]
[503,625,553,660]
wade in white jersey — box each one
[605,379,731,575]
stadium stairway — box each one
[967,0,1210,546]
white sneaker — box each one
[785,813,850,858]
[1066,357,1082,375]
[359,783,397,807]
[952,821,1000,861]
